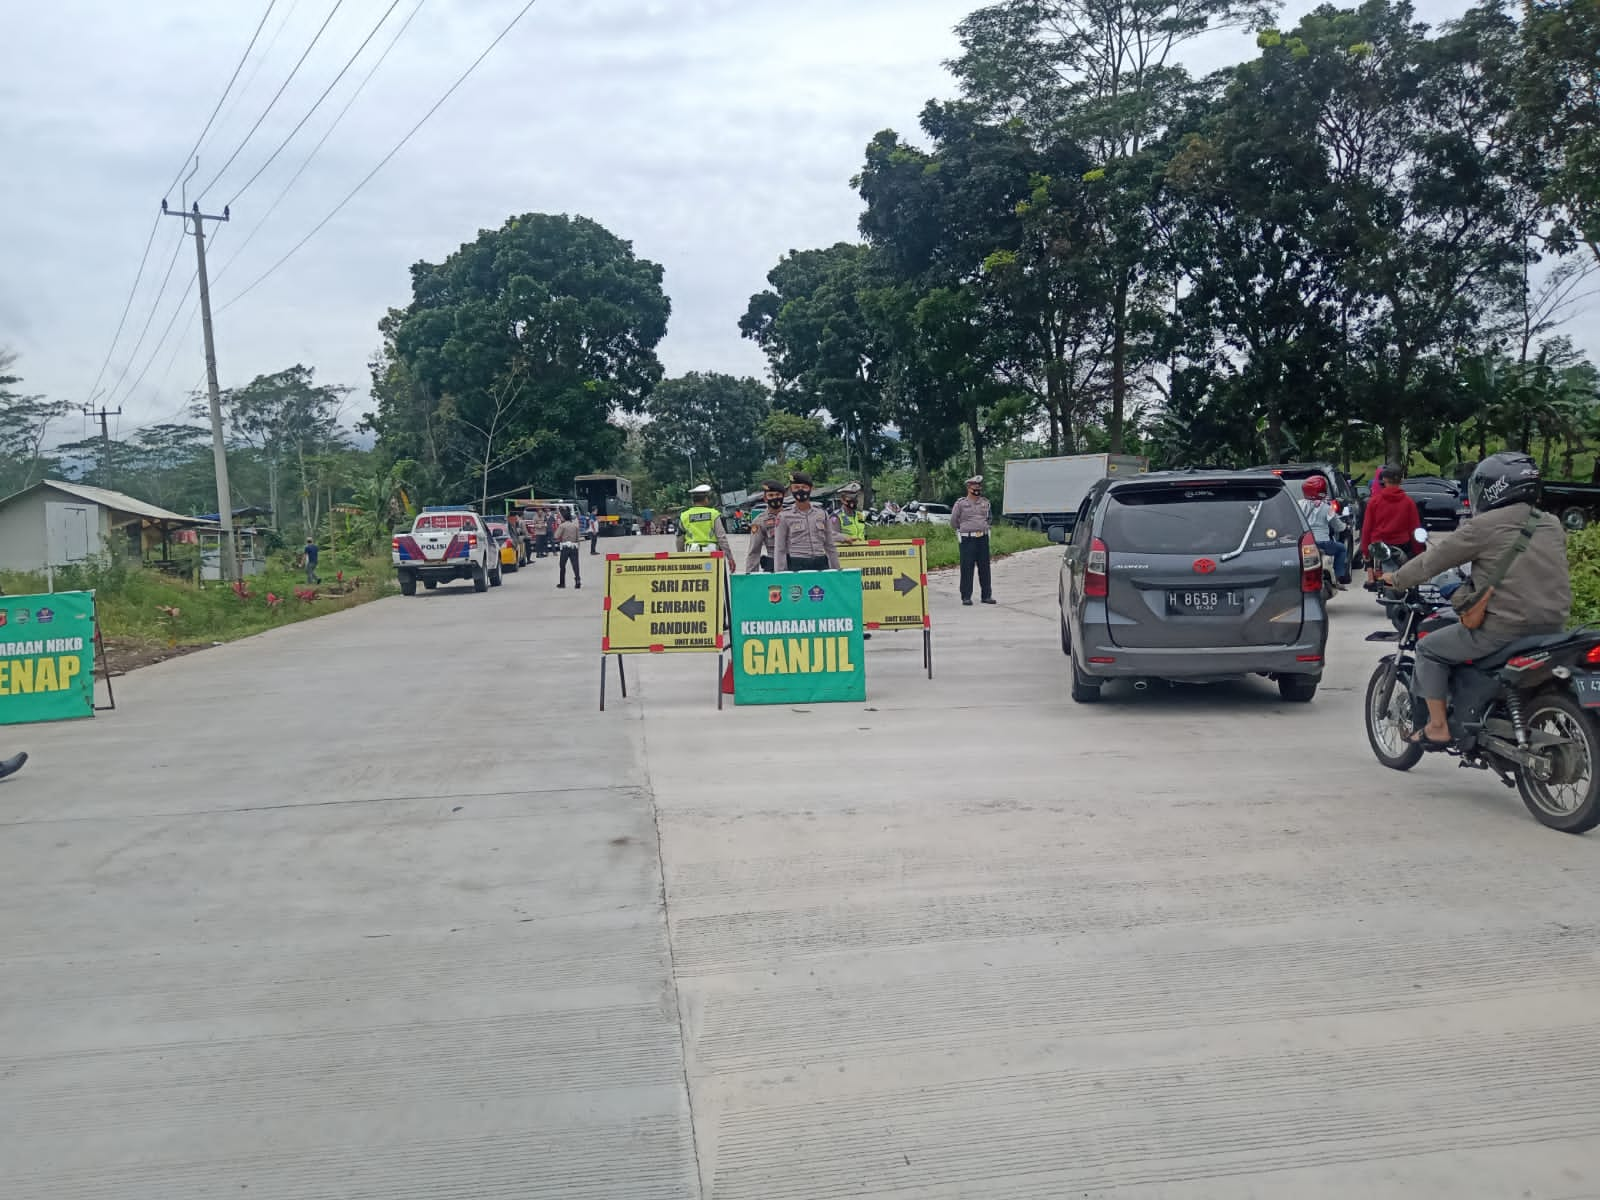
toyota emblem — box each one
[1193,558,1217,574]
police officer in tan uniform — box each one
[773,472,838,571]
[744,480,787,572]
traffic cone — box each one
[722,661,735,694]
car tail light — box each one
[1300,532,1322,593]
[1085,538,1109,597]
[1585,644,1600,666]
[391,537,400,553]
[467,533,478,548]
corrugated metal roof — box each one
[0,480,218,525]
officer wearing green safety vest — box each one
[832,481,867,543]
[676,484,736,565]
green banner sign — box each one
[730,570,865,705]
[0,591,97,725]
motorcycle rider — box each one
[1382,452,1571,749]
[1298,476,1349,587]
[1361,464,1424,581]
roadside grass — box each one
[1571,526,1600,629]
[0,551,396,649]
[865,523,1050,569]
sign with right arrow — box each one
[836,540,930,632]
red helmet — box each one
[1301,476,1328,499]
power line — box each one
[82,0,279,406]
[224,0,407,210]
[100,228,187,407]
[197,0,350,202]
[212,0,429,285]
[165,0,283,199]
[210,0,304,147]
[81,213,162,406]
[112,264,202,414]
[221,0,542,312]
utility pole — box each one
[164,198,235,580]
[81,403,121,487]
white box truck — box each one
[1003,454,1149,532]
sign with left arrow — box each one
[602,552,727,654]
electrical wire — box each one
[81,0,279,406]
[212,0,428,285]
[100,228,187,407]
[209,0,304,148]
[221,0,542,312]
[223,0,407,210]
[81,213,162,406]
[113,265,202,415]
[197,0,350,202]
[164,0,282,200]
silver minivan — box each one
[1053,471,1329,703]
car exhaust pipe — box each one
[1133,679,1149,692]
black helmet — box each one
[1468,451,1541,514]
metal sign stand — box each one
[598,550,728,711]
[598,653,627,711]
[598,647,726,711]
[92,616,116,713]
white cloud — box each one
[1,0,1589,440]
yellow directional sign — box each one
[836,540,929,630]
[603,552,727,654]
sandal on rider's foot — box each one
[1406,730,1453,752]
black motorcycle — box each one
[1363,541,1600,833]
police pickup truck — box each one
[392,506,501,595]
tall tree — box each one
[0,349,68,496]
[949,0,1277,452]
[367,213,670,502]
[740,244,891,491]
[225,365,351,533]
[642,372,771,493]
[1515,0,1600,262]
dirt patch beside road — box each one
[100,636,215,675]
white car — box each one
[393,507,501,594]
[900,501,952,527]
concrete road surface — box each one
[3,536,1597,1199]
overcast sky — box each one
[5,0,1563,444]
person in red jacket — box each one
[1361,464,1423,578]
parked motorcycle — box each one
[1363,531,1600,833]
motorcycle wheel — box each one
[1515,691,1600,834]
[1365,661,1424,771]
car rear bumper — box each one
[1076,633,1327,682]
[398,562,476,579]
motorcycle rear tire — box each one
[1515,691,1600,834]
[1365,661,1424,771]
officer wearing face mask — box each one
[773,472,838,572]
[951,474,995,606]
[744,480,788,572]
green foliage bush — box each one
[1569,527,1600,628]
[865,523,1048,570]
[0,553,395,646]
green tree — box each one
[642,372,771,493]
[949,0,1277,452]
[0,349,68,495]
[1515,0,1600,261]
[740,243,892,492]
[367,213,670,502]
[225,365,351,534]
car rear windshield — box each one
[415,514,473,530]
[1102,483,1302,554]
